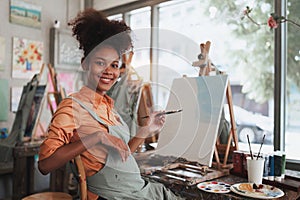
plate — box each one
[197,181,231,193]
[230,183,284,199]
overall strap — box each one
[67,96,108,128]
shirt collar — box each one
[79,86,114,109]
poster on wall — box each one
[10,0,42,29]
[12,37,43,79]
[0,36,5,71]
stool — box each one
[21,192,72,200]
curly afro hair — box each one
[68,8,133,59]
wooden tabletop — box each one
[135,153,300,200]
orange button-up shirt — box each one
[39,86,121,177]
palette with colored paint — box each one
[197,181,231,193]
[230,183,284,199]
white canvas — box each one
[155,75,228,167]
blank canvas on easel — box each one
[155,75,228,167]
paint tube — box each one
[268,154,274,181]
[281,152,286,179]
[263,154,269,180]
[274,151,283,182]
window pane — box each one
[107,14,122,20]
[128,7,151,82]
[285,0,300,160]
[157,0,274,153]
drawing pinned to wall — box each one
[11,87,23,112]
[0,79,9,121]
[12,37,43,79]
[0,36,5,71]
[10,0,42,29]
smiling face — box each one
[83,45,121,95]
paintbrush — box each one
[141,109,183,119]
[256,134,265,160]
[247,134,254,160]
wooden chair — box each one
[73,155,87,200]
[22,155,87,200]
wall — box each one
[0,0,82,137]
[0,1,82,199]
[94,0,138,10]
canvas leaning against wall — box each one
[9,0,42,29]
[12,37,43,79]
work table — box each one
[135,153,300,200]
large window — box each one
[127,7,151,82]
[285,0,300,161]
[101,0,300,169]
[157,0,275,155]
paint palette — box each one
[230,183,284,199]
[197,181,231,193]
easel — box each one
[192,41,239,169]
[29,63,46,141]
[43,63,69,192]
[47,63,65,115]
[27,63,48,141]
[29,63,65,140]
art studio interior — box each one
[0,0,299,199]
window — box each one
[107,14,122,20]
[102,0,300,168]
[285,0,300,161]
[157,0,275,155]
[127,7,151,82]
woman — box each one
[38,8,184,200]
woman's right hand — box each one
[99,132,130,162]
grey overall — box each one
[70,97,184,200]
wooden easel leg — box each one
[213,81,239,169]
[214,145,221,169]
[226,81,239,150]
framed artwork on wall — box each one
[50,28,82,70]
[12,37,44,79]
[9,0,42,29]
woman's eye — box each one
[96,61,106,66]
[111,63,119,69]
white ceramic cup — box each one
[246,156,265,184]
